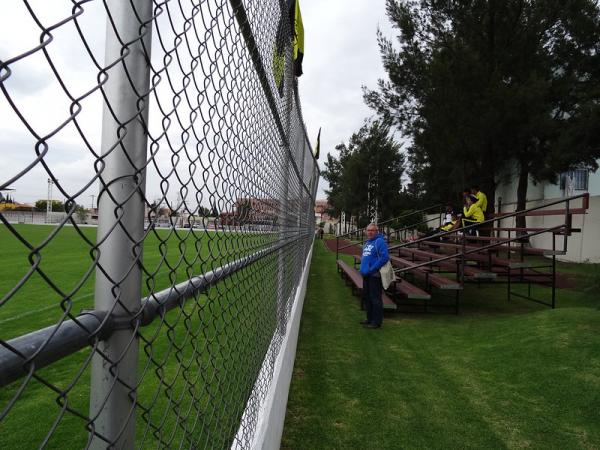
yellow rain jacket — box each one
[441,219,458,231]
[463,204,484,222]
[474,191,488,213]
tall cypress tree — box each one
[365,0,600,216]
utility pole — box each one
[89,194,95,210]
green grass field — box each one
[282,239,600,449]
[0,224,285,449]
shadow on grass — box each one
[282,240,600,450]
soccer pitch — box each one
[0,224,284,449]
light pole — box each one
[46,178,54,223]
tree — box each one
[75,204,88,223]
[210,201,219,217]
[365,0,600,217]
[197,205,211,216]
[35,200,65,212]
[236,199,252,224]
[322,120,405,224]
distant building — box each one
[220,197,280,226]
[314,199,340,234]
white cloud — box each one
[299,0,394,199]
[0,0,394,209]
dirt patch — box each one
[323,238,362,257]
[554,273,578,289]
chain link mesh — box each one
[0,0,318,448]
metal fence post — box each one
[277,144,291,337]
[89,1,153,448]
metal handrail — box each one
[386,193,589,278]
[388,192,589,253]
[335,204,443,259]
[336,204,443,240]
[390,224,567,275]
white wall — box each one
[588,167,600,196]
[494,161,600,263]
[232,242,314,450]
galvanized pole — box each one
[89,1,152,448]
[277,105,292,338]
[277,148,291,337]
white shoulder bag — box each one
[376,243,396,289]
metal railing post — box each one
[564,198,570,251]
[496,197,502,239]
[89,1,153,448]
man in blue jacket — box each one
[360,223,389,329]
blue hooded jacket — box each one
[360,233,389,276]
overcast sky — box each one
[301,0,394,200]
[0,0,394,207]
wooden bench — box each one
[336,260,397,309]
[422,243,534,270]
[352,256,434,300]
[428,240,554,256]
[389,256,461,290]
[415,242,558,288]
[392,278,431,300]
[396,247,497,279]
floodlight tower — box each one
[47,178,54,222]
[367,171,379,224]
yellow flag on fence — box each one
[294,0,304,76]
[314,127,321,159]
[273,0,304,97]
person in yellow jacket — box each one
[440,213,460,232]
[471,185,488,216]
[462,195,484,235]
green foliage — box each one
[194,205,211,216]
[365,0,600,209]
[1,193,14,203]
[75,204,87,223]
[35,199,65,212]
[388,209,424,230]
[583,269,600,298]
[282,241,600,449]
[0,224,279,448]
[322,120,406,222]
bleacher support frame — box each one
[335,204,444,260]
[333,193,588,313]
[387,193,589,309]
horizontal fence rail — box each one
[0,0,318,448]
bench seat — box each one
[389,256,461,290]
[396,247,497,279]
[336,260,397,309]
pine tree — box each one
[365,0,600,215]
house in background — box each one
[495,163,600,263]
[314,199,337,232]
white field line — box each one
[0,292,94,326]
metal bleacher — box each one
[335,193,589,313]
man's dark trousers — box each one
[362,274,383,326]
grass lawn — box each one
[0,223,285,449]
[282,239,600,449]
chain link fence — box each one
[0,0,318,448]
